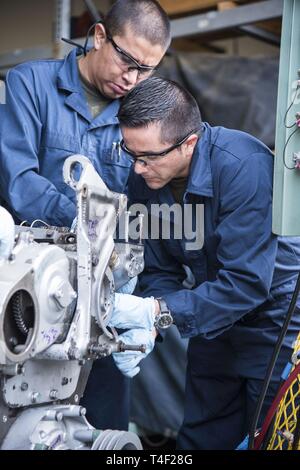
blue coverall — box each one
[0,48,132,430]
[129,123,300,449]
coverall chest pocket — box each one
[100,142,133,193]
[40,130,81,196]
[41,131,81,152]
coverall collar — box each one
[184,123,214,200]
[57,48,119,127]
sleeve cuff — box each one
[163,294,198,338]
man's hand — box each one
[0,207,15,260]
[109,293,159,331]
[113,328,155,377]
[116,276,137,295]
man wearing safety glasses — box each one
[0,0,170,432]
[109,76,300,449]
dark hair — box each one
[105,0,171,50]
[118,77,202,144]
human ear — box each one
[94,23,106,50]
[184,134,198,158]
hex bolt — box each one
[74,394,79,403]
[31,392,40,404]
[21,382,28,391]
[2,416,7,423]
[49,389,58,400]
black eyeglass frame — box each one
[62,21,158,75]
[105,31,157,75]
[120,129,199,165]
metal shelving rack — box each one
[0,0,73,80]
[0,0,283,80]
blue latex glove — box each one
[109,293,156,331]
[70,217,77,232]
[116,276,137,294]
[113,328,155,378]
[0,207,15,260]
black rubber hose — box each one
[248,271,300,450]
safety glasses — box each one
[62,21,159,77]
[120,130,198,167]
[106,30,156,77]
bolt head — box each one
[49,389,58,399]
[61,377,68,386]
[21,382,28,391]
[31,392,40,403]
[55,412,63,422]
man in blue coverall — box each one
[108,76,300,449]
[0,1,170,431]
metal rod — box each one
[138,213,144,244]
[124,211,130,243]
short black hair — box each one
[105,0,171,50]
[118,76,202,144]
